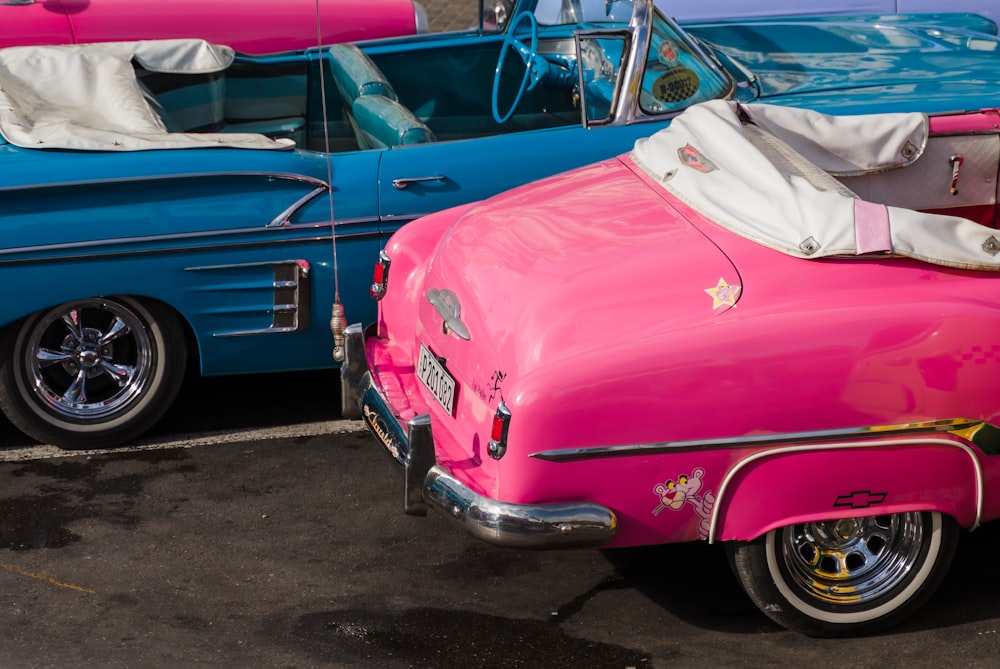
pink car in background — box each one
[342,101,1000,637]
[1,0,426,53]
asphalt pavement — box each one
[1,370,999,668]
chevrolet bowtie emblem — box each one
[834,490,887,509]
[427,288,470,340]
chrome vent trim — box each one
[185,259,311,336]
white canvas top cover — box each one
[0,39,291,151]
[631,100,1000,271]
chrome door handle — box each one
[392,175,447,190]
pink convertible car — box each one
[1,0,426,53]
[342,100,1000,636]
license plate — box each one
[417,343,456,415]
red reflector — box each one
[488,402,511,460]
[373,263,386,284]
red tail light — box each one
[487,401,511,459]
[370,250,391,300]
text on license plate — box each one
[417,344,456,415]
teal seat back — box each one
[352,95,436,149]
[327,44,397,103]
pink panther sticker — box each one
[653,467,716,539]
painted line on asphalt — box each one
[0,560,96,594]
[0,420,366,462]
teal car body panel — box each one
[686,12,1000,113]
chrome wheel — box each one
[728,511,958,636]
[774,514,925,608]
[26,298,154,421]
[0,297,187,449]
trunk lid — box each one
[413,157,740,383]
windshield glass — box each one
[638,12,730,114]
[533,0,634,25]
[570,0,731,123]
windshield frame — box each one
[573,0,735,127]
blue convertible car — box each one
[1,0,999,448]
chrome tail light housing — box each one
[487,401,511,460]
[370,250,391,300]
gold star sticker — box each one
[705,278,741,310]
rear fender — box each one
[377,202,476,340]
[711,438,983,543]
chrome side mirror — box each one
[482,0,513,32]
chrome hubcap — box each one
[779,513,925,606]
[25,300,153,420]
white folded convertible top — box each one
[0,39,292,151]
[631,100,1000,271]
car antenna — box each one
[315,0,348,361]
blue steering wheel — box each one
[491,11,544,124]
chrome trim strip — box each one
[530,418,1000,461]
[380,213,425,224]
[267,186,328,227]
[0,229,380,266]
[213,327,295,336]
[0,225,328,259]
[707,437,984,543]
[0,170,329,194]
[933,130,1000,137]
[185,259,301,271]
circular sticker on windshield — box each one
[652,67,700,103]
[657,40,678,64]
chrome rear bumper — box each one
[341,323,618,549]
